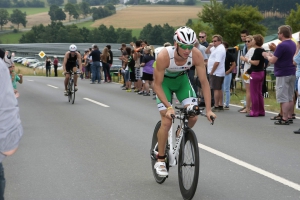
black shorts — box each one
[142,72,153,81]
[130,71,136,82]
[66,65,76,72]
[85,64,90,72]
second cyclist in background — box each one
[63,44,82,95]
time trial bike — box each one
[150,105,214,200]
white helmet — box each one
[69,44,77,52]
[173,26,197,45]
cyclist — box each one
[63,44,82,95]
[153,26,216,177]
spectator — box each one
[239,35,255,113]
[140,45,155,96]
[125,49,136,92]
[0,52,24,200]
[245,34,266,117]
[45,56,52,77]
[3,51,14,68]
[119,43,127,88]
[263,25,296,124]
[238,29,250,112]
[90,44,102,84]
[106,45,113,67]
[131,40,143,92]
[205,34,226,112]
[101,47,112,83]
[199,31,209,47]
[53,56,59,77]
[121,47,131,90]
[222,41,236,110]
[293,38,300,133]
[83,49,90,79]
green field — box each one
[0,32,24,44]
[6,7,49,15]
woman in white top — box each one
[239,35,255,113]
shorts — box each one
[209,75,224,90]
[66,65,76,72]
[135,67,143,80]
[124,70,130,82]
[142,72,153,81]
[156,74,197,111]
[85,64,90,73]
[130,71,136,82]
[276,75,295,103]
[295,76,299,92]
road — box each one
[3,76,300,200]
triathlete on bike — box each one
[63,44,82,95]
[153,26,216,177]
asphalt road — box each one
[3,76,300,200]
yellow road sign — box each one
[39,51,46,58]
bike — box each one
[66,71,78,104]
[150,105,214,200]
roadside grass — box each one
[15,64,64,77]
[0,32,24,44]
[132,29,141,38]
[6,7,49,15]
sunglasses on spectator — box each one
[245,40,251,43]
[199,36,206,38]
[178,43,194,50]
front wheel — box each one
[150,121,169,184]
[178,128,199,200]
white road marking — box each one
[47,84,58,89]
[83,98,110,107]
[27,79,34,81]
[199,143,300,191]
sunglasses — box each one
[199,36,205,38]
[245,40,251,43]
[178,43,194,50]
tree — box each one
[79,2,90,18]
[68,0,77,4]
[49,5,66,21]
[286,3,300,33]
[184,0,195,5]
[47,0,64,6]
[64,3,77,22]
[198,0,266,46]
[10,9,27,30]
[0,0,11,8]
[0,9,9,31]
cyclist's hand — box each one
[206,110,216,123]
[63,71,66,75]
[165,108,175,119]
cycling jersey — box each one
[66,53,77,72]
[156,46,197,111]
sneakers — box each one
[153,92,156,96]
[74,87,78,91]
[138,91,144,95]
[126,89,132,92]
[224,106,229,110]
[218,106,224,111]
[154,162,168,177]
[143,92,150,96]
[64,90,68,96]
[294,129,300,134]
[212,107,219,112]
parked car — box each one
[25,59,40,67]
[29,62,44,68]
[21,57,36,65]
[13,57,22,62]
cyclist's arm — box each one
[76,52,82,71]
[63,52,69,72]
[153,48,170,108]
[193,49,212,113]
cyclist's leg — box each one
[155,80,173,175]
[176,75,198,128]
[73,66,78,87]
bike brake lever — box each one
[210,116,215,125]
[171,114,175,123]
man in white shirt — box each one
[205,34,226,111]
